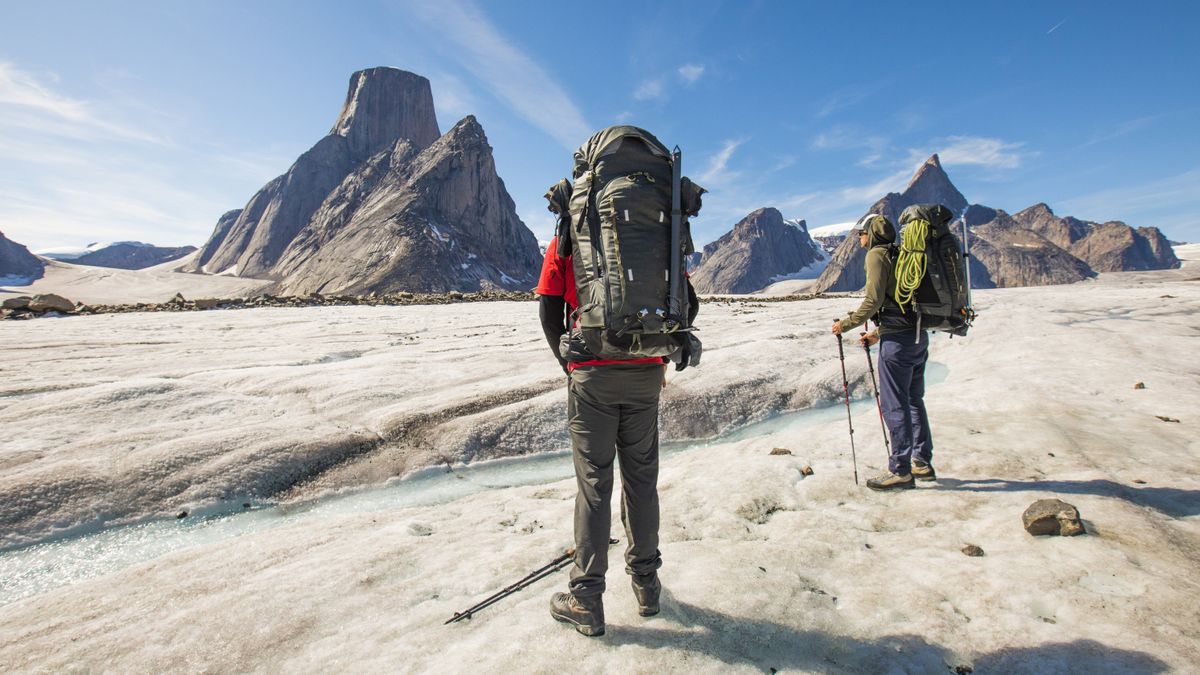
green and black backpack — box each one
[892,203,972,336]
[544,125,706,361]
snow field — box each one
[0,254,269,305]
[0,288,896,549]
[0,247,1196,671]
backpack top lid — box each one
[899,203,954,228]
[573,125,671,178]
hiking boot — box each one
[550,592,605,637]
[866,471,915,491]
[911,460,937,482]
[631,573,661,617]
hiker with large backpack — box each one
[831,204,970,492]
[537,125,704,637]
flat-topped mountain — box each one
[0,231,44,282]
[691,208,826,294]
[186,67,540,293]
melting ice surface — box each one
[0,364,947,606]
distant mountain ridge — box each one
[811,154,1180,292]
[186,67,540,294]
[38,242,197,270]
[0,231,44,282]
[691,208,827,294]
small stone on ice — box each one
[769,447,792,455]
[1022,499,1085,536]
[1134,382,1146,389]
[962,544,985,557]
[176,510,188,519]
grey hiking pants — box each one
[567,363,664,598]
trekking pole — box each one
[862,340,893,461]
[445,538,619,625]
[835,330,859,485]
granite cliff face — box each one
[969,213,1095,287]
[811,155,1180,293]
[0,231,44,281]
[187,67,539,293]
[691,208,825,294]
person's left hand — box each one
[859,331,880,348]
[831,320,843,336]
[662,363,669,389]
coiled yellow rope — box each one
[894,219,928,310]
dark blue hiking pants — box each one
[877,331,934,475]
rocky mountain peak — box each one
[330,67,441,158]
[1018,202,1055,219]
[902,153,968,215]
[187,68,540,294]
[732,207,785,235]
[691,207,826,294]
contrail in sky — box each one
[1046,19,1067,34]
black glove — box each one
[675,339,691,372]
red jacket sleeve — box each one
[536,236,567,297]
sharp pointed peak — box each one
[898,153,968,213]
[909,153,950,186]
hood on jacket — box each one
[858,213,896,248]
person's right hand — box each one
[859,331,880,348]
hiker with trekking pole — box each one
[534,126,705,637]
[831,205,972,491]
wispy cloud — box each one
[1046,18,1067,35]
[633,78,665,101]
[811,126,890,166]
[815,84,872,119]
[1057,168,1200,238]
[0,61,167,145]
[909,135,1029,170]
[1080,114,1162,148]
[678,63,705,84]
[697,138,745,186]
[400,0,591,150]
[0,62,283,249]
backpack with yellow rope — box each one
[888,203,974,337]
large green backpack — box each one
[544,126,705,360]
[894,203,972,336]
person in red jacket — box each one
[538,234,697,637]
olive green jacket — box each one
[837,215,907,336]
[838,246,897,335]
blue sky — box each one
[2,0,1197,253]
